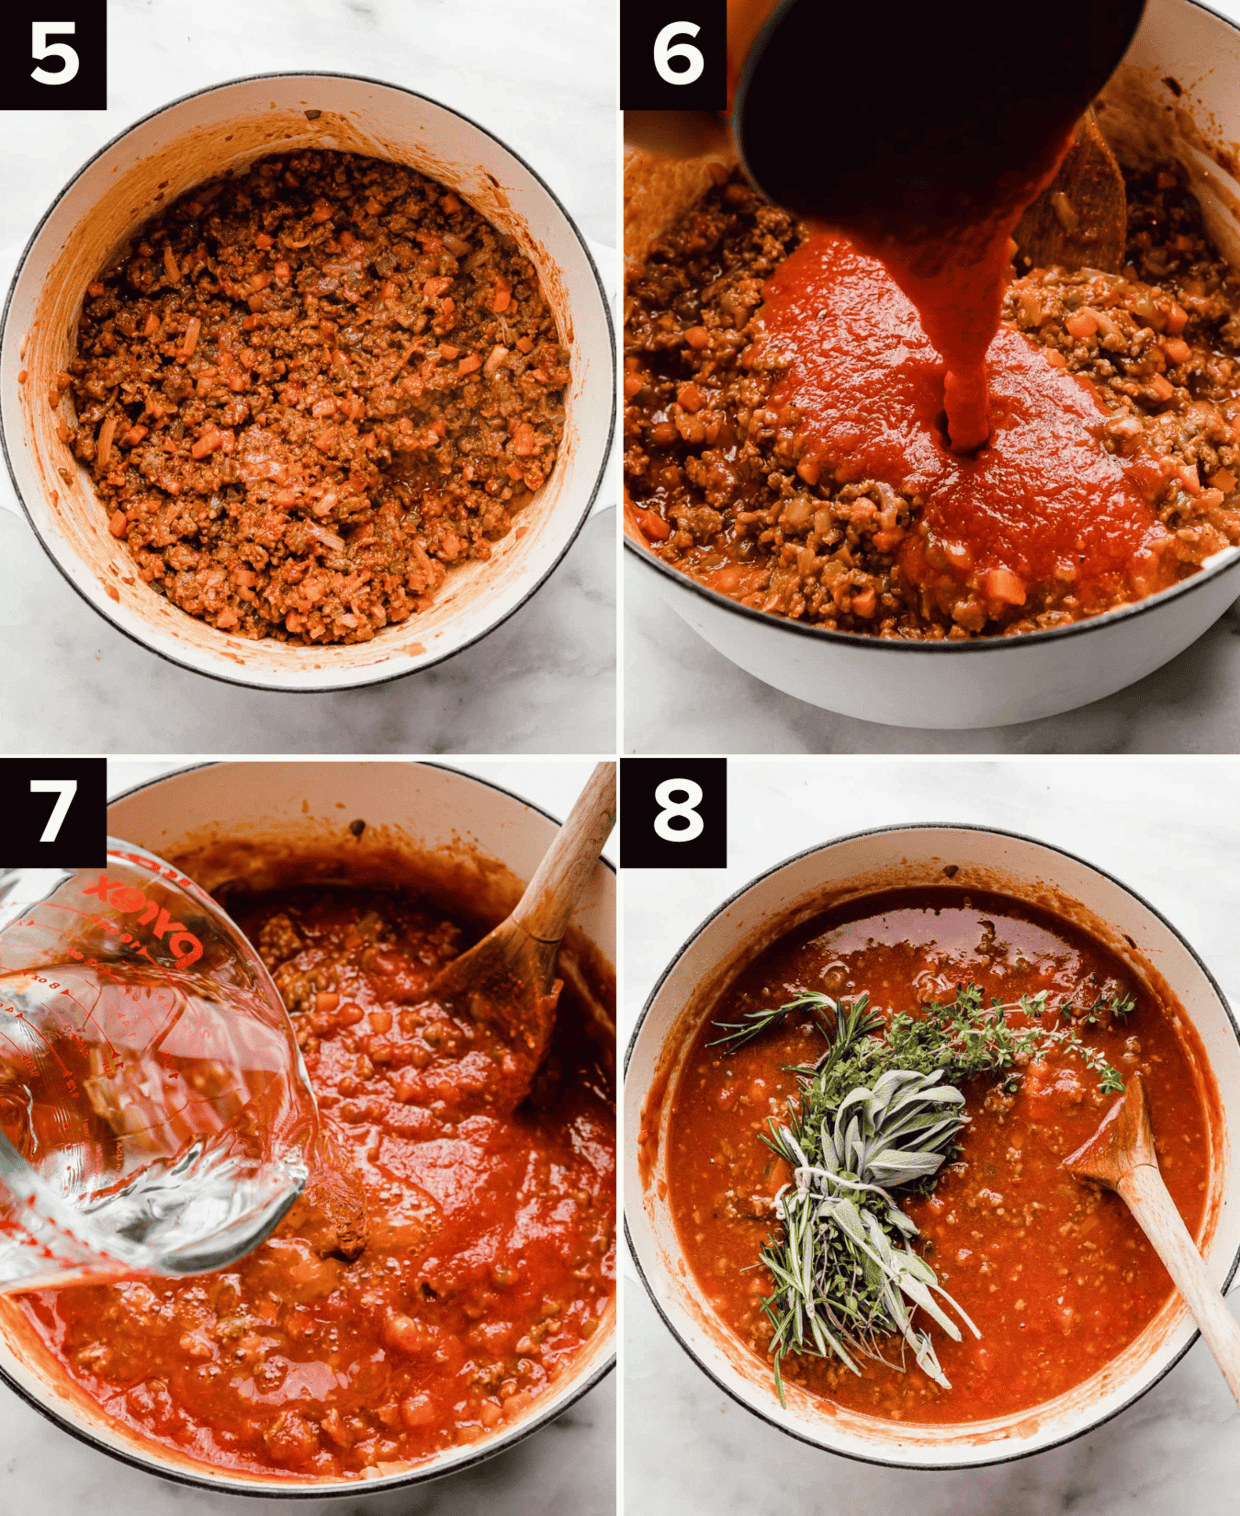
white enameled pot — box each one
[0,74,615,693]
[624,0,1240,729]
[625,823,1240,1468]
[0,760,616,1497]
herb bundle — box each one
[712,981,1134,1403]
[761,1064,979,1401]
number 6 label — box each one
[653,22,704,86]
[620,758,726,869]
[620,1,726,112]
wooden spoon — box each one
[1013,108,1128,274]
[1065,1072,1240,1404]
[430,761,617,1111]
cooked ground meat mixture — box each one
[64,151,570,645]
[624,163,1240,638]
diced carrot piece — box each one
[981,567,1026,605]
[633,506,670,542]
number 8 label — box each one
[654,778,705,843]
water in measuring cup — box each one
[0,847,319,1290]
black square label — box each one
[620,0,727,112]
[0,758,107,866]
[620,758,726,869]
[0,3,108,111]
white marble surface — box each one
[0,758,615,1513]
[623,540,1240,756]
[622,758,1240,1514]
[0,0,617,756]
[0,1378,615,1516]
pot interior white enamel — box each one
[625,825,1240,1468]
[1,73,614,692]
[624,0,1240,730]
[0,761,616,1495]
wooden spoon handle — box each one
[1119,1162,1240,1405]
[513,762,617,946]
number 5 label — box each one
[0,3,106,110]
[0,759,106,866]
[31,22,80,85]
[620,759,727,869]
[621,1,726,112]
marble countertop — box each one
[0,0,617,756]
[0,756,616,1512]
[623,536,1240,757]
[622,757,1240,1514]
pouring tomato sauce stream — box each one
[624,0,1159,615]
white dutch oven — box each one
[0,74,615,692]
[0,760,616,1496]
[625,824,1240,1468]
[624,0,1240,728]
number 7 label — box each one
[0,760,105,865]
[30,779,78,842]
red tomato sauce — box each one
[14,887,615,1478]
[725,0,1077,451]
[833,131,1073,453]
[665,889,1212,1423]
[760,234,1175,616]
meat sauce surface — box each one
[625,167,1240,638]
[17,887,615,1479]
[64,151,569,646]
[761,234,1173,615]
[665,890,1211,1423]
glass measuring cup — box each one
[0,840,319,1291]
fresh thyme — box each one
[714,981,1134,1403]
[719,983,1131,1098]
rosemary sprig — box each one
[709,991,874,1051]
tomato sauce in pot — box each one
[759,234,1175,619]
[14,885,616,1479]
[665,889,1213,1423]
